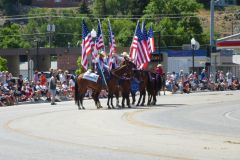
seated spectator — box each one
[232,79,240,90]
[61,81,69,97]
[69,76,75,98]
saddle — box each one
[82,71,99,83]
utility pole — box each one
[210,0,216,80]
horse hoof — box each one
[140,103,144,106]
[108,106,111,109]
[128,105,131,108]
[117,105,121,108]
[78,107,81,110]
[111,106,115,109]
[82,107,85,110]
[136,104,139,106]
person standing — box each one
[49,73,57,105]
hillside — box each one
[199,6,240,38]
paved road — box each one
[0,91,240,160]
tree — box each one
[143,0,207,48]
[0,56,8,71]
[90,0,149,16]
[75,56,86,75]
[0,0,18,15]
[79,0,90,14]
[0,23,31,48]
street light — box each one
[90,29,97,69]
[47,24,55,48]
[91,29,97,38]
[34,39,39,71]
[191,38,196,73]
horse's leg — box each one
[151,92,157,105]
[80,94,85,109]
[115,91,120,108]
[111,94,115,109]
[147,92,151,105]
[96,91,102,109]
[77,93,81,110]
[92,92,99,109]
[121,93,125,108]
[141,90,146,106]
[107,93,111,109]
[127,93,131,108]
[136,92,142,106]
[131,92,135,105]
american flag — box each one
[142,21,151,55]
[130,21,150,67]
[148,25,155,53]
[81,19,93,70]
[107,19,116,70]
[96,19,105,51]
[92,19,105,59]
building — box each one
[32,0,81,8]
[218,0,238,5]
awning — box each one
[216,40,240,49]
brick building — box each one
[32,0,81,8]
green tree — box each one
[0,23,31,48]
[0,0,17,15]
[90,0,149,16]
[143,0,207,48]
[79,0,90,14]
[0,56,8,71]
[75,56,86,75]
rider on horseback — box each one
[96,51,109,87]
[154,64,165,91]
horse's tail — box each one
[74,76,79,105]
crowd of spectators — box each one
[1,67,239,107]
[165,69,240,94]
[0,69,76,107]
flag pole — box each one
[130,20,139,63]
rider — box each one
[111,52,121,69]
[96,51,109,86]
[155,64,164,76]
[154,64,165,91]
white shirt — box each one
[59,73,66,84]
[69,79,75,88]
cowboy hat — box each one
[157,64,162,67]
[121,52,129,58]
[99,51,106,57]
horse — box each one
[119,58,137,108]
[75,73,105,110]
[131,69,148,106]
[146,71,163,105]
[75,58,136,110]
[107,62,135,109]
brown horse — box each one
[107,58,137,109]
[107,63,134,109]
[146,71,163,105]
[119,58,136,108]
[132,70,163,106]
[75,74,104,110]
[75,58,136,110]
[132,69,148,106]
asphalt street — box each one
[0,91,240,160]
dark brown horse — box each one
[146,71,163,105]
[107,63,134,109]
[132,70,163,106]
[119,58,136,108]
[132,69,148,106]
